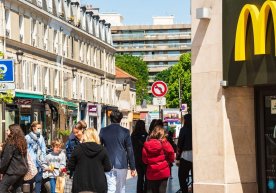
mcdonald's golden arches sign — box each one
[223,0,276,86]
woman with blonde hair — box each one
[68,128,111,193]
[142,126,175,193]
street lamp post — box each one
[15,49,24,89]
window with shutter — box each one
[54,70,59,95]
[5,10,11,37]
[33,64,38,91]
[47,0,53,13]
[43,24,48,50]
[19,15,24,42]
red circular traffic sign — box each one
[151,81,168,97]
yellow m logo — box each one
[235,0,276,61]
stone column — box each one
[192,0,258,193]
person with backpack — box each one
[25,121,46,193]
[0,124,28,193]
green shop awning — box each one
[46,96,78,109]
[15,92,44,100]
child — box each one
[43,139,66,193]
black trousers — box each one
[147,178,168,193]
[136,163,147,193]
[178,158,193,193]
[0,174,24,193]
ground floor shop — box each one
[192,0,276,192]
[255,87,276,193]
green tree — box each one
[154,53,191,109]
[115,54,149,104]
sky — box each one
[81,0,191,25]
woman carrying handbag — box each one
[0,124,28,193]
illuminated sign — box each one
[235,0,276,61]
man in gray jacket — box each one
[100,109,136,193]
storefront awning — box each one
[46,97,78,109]
[15,92,44,100]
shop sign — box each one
[88,104,97,116]
[133,113,140,120]
[15,99,32,105]
[235,1,276,61]
[223,0,276,86]
[271,99,276,114]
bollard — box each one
[22,183,30,193]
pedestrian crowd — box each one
[0,109,192,193]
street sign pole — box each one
[159,105,161,119]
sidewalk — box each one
[126,165,180,193]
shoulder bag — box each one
[24,153,38,181]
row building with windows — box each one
[100,14,192,83]
[0,0,116,143]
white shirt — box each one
[181,150,193,162]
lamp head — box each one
[72,67,77,78]
[16,49,24,64]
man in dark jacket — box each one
[100,109,136,193]
[177,113,192,193]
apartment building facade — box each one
[101,15,192,82]
[0,0,116,143]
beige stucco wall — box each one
[192,1,257,193]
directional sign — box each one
[181,104,188,112]
[0,60,14,82]
[151,81,168,97]
[153,97,166,106]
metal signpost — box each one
[151,81,168,119]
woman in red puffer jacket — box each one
[142,125,175,193]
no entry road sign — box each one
[151,81,168,97]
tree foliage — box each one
[115,54,149,104]
[154,53,191,110]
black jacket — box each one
[68,142,112,193]
[100,123,136,170]
[131,131,148,166]
[177,125,192,152]
[0,144,28,175]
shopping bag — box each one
[64,176,73,193]
[55,176,66,193]
[24,153,38,181]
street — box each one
[126,165,180,193]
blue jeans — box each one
[26,169,43,193]
[105,168,128,193]
[49,178,56,193]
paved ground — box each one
[126,165,180,193]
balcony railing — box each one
[113,43,192,49]
[134,54,181,60]
[147,64,174,68]
[112,32,191,40]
